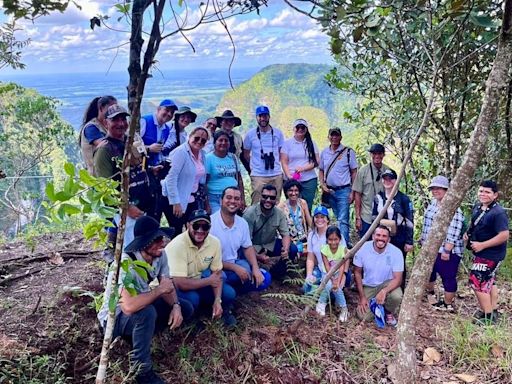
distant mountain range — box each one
[216,63,355,147]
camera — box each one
[261,152,275,170]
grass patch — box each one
[0,353,70,383]
[443,316,512,379]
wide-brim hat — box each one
[215,110,241,127]
[124,216,175,252]
[174,106,197,123]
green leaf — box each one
[336,6,346,20]
[45,182,56,201]
[469,13,500,29]
[64,162,75,176]
[54,191,71,202]
[61,203,81,215]
[132,265,149,281]
[353,26,364,42]
[365,16,380,28]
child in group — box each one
[315,226,350,322]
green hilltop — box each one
[216,63,355,148]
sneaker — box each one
[136,369,166,384]
[222,312,237,328]
[432,299,446,310]
[474,309,499,320]
[444,302,455,313]
[473,312,497,326]
[338,307,349,322]
[385,313,398,327]
[315,302,326,317]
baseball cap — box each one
[293,119,309,128]
[159,99,177,108]
[313,206,329,217]
[328,127,341,135]
[369,143,385,153]
[428,175,449,189]
[381,169,397,180]
[188,209,211,224]
[255,105,270,116]
[106,104,130,119]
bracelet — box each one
[214,297,222,304]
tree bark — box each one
[395,2,512,382]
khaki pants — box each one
[357,280,403,321]
[250,175,283,204]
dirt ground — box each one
[0,232,510,384]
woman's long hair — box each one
[304,130,318,166]
[81,95,116,126]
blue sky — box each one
[3,1,333,75]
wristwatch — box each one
[214,297,222,304]
[172,301,181,307]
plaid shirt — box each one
[421,199,464,255]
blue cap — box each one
[159,99,177,108]
[254,268,272,291]
[313,205,329,217]
[255,105,270,116]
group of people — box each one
[80,97,509,384]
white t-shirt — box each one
[209,211,253,264]
[281,138,319,181]
[307,229,346,273]
[353,241,404,287]
[243,126,284,177]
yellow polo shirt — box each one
[165,232,222,279]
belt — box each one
[327,184,351,191]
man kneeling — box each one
[354,225,404,327]
[97,216,193,384]
[210,186,270,292]
[166,209,238,326]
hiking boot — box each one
[338,307,349,322]
[385,313,398,327]
[474,309,499,320]
[222,311,237,328]
[315,302,326,317]
[135,369,166,384]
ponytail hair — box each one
[304,130,318,166]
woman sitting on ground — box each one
[205,130,246,213]
[277,179,312,258]
[162,126,209,235]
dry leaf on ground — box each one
[453,373,477,383]
[49,252,65,265]
[490,344,504,358]
[423,347,441,365]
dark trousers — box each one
[267,238,298,278]
[113,298,193,375]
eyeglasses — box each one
[295,125,307,131]
[192,222,211,231]
[192,136,207,145]
[376,170,382,182]
[261,194,277,201]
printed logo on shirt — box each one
[203,255,214,264]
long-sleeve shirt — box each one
[420,199,464,255]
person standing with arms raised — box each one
[281,118,320,212]
[243,106,285,203]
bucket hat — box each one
[124,216,174,252]
[215,110,242,127]
[174,106,197,123]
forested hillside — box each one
[217,64,356,147]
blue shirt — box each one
[205,152,239,195]
[84,123,105,144]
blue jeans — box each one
[329,187,351,246]
[222,259,270,293]
[319,274,347,307]
[113,298,194,375]
[208,193,222,214]
[268,238,298,278]
[358,220,372,239]
[177,269,236,314]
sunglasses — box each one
[295,125,307,131]
[192,222,211,231]
[192,136,207,145]
[261,194,277,201]
[376,170,382,182]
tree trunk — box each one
[395,2,512,382]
